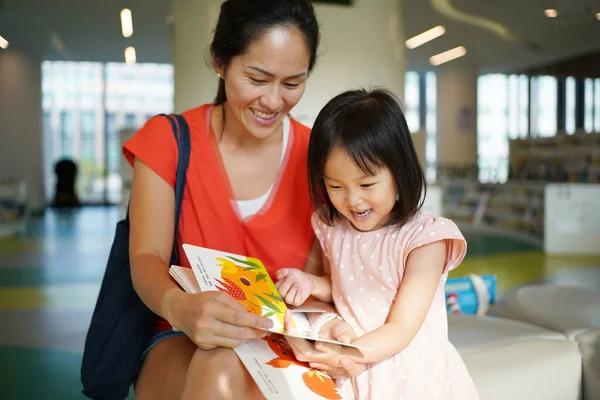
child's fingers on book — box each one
[276,277,295,298]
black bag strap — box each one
[166,114,191,265]
[125,113,191,266]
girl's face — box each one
[323,147,398,232]
[216,26,310,140]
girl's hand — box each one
[283,311,366,379]
[165,289,274,350]
[275,268,315,306]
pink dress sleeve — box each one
[404,215,467,274]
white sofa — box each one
[490,284,600,400]
[448,313,582,400]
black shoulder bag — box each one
[81,114,191,399]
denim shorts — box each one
[141,329,188,362]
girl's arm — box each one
[343,240,447,364]
[301,238,334,311]
[306,250,333,304]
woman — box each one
[123,0,363,398]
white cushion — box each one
[494,284,600,338]
[449,314,582,400]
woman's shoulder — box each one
[289,115,312,143]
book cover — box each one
[170,244,361,399]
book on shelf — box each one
[169,243,369,400]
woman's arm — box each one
[129,158,272,349]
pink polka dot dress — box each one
[312,210,479,400]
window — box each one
[584,78,594,133]
[105,113,119,174]
[531,76,557,137]
[425,71,437,183]
[42,61,174,204]
[565,77,576,134]
[60,111,74,158]
[595,79,600,132]
[404,71,420,133]
[80,111,96,161]
[477,74,509,183]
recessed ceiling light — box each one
[405,26,446,49]
[125,46,136,64]
[429,46,467,66]
[545,9,558,18]
[121,8,133,38]
[0,34,8,49]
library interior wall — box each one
[172,0,406,127]
[0,49,45,212]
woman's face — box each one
[216,26,311,140]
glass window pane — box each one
[425,71,436,183]
[565,77,576,135]
[532,76,557,137]
[404,71,420,133]
[584,78,594,133]
[595,79,600,132]
[477,74,509,183]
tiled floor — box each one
[1,206,599,399]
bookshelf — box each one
[437,180,545,244]
[509,132,600,183]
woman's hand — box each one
[283,311,366,379]
[275,269,315,306]
[164,288,274,350]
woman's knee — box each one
[182,347,264,400]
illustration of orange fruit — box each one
[302,370,341,399]
[261,334,341,399]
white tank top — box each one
[235,117,290,219]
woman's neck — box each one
[212,103,282,149]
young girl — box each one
[275,88,479,399]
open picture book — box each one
[168,243,369,400]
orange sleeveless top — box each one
[123,104,315,332]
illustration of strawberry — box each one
[215,277,246,300]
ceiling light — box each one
[0,35,8,49]
[125,46,136,64]
[121,8,133,38]
[545,9,558,18]
[429,46,467,66]
[405,25,446,49]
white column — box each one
[435,64,478,167]
[170,0,405,123]
[295,1,405,125]
[0,49,45,212]
[171,0,223,113]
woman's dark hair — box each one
[212,0,320,105]
[308,87,426,228]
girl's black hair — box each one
[308,87,426,227]
[211,0,320,105]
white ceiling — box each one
[402,0,600,73]
[0,0,599,73]
[0,0,172,63]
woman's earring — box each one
[216,72,222,79]
[396,193,400,202]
